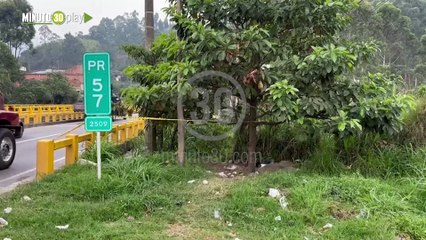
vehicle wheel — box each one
[14,122,24,139]
[0,129,16,170]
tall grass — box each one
[302,133,344,175]
[81,140,124,163]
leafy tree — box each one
[37,26,60,45]
[20,40,63,71]
[344,1,423,87]
[0,0,35,57]
[80,38,101,52]
[0,42,21,82]
[378,0,426,38]
[10,80,52,104]
[121,0,413,171]
[44,73,79,104]
[61,33,86,69]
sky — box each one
[27,0,170,38]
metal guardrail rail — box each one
[36,119,145,179]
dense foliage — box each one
[0,0,35,57]
[344,0,426,87]
[122,0,415,171]
[8,73,79,104]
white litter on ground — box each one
[23,196,32,201]
[55,224,69,230]
[268,188,281,198]
[0,218,8,227]
[3,208,12,214]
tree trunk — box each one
[145,120,155,152]
[247,98,258,172]
[144,0,155,152]
[152,122,158,152]
[158,124,164,151]
[176,0,185,166]
[145,0,154,49]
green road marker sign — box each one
[83,13,92,23]
[83,52,111,116]
[85,116,112,132]
[83,52,112,180]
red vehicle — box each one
[0,94,24,170]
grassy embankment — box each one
[0,140,425,239]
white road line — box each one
[17,134,61,144]
[0,157,65,184]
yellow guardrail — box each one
[4,104,84,126]
[36,119,145,180]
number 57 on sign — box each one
[83,52,112,116]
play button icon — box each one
[83,13,92,23]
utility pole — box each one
[145,0,154,49]
[176,0,185,166]
[144,0,155,152]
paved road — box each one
[0,122,90,189]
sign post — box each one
[83,52,112,180]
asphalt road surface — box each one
[0,122,96,190]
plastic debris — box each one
[203,180,209,185]
[226,165,237,170]
[322,223,333,230]
[279,196,289,209]
[274,216,282,221]
[227,221,233,227]
[357,209,369,219]
[218,172,228,178]
[23,196,32,201]
[0,218,8,227]
[214,210,221,220]
[268,188,281,198]
[3,208,12,214]
[4,238,12,240]
[55,224,69,230]
[187,180,196,184]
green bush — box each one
[81,141,124,163]
[185,123,235,162]
[393,96,426,147]
[303,133,344,175]
[257,123,319,162]
[353,145,426,178]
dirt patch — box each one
[167,223,189,238]
[257,161,297,174]
[329,205,357,220]
[203,161,297,178]
[396,234,411,240]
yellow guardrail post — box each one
[126,123,132,139]
[35,118,147,179]
[112,126,118,143]
[119,125,126,143]
[36,140,55,179]
[65,134,79,165]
